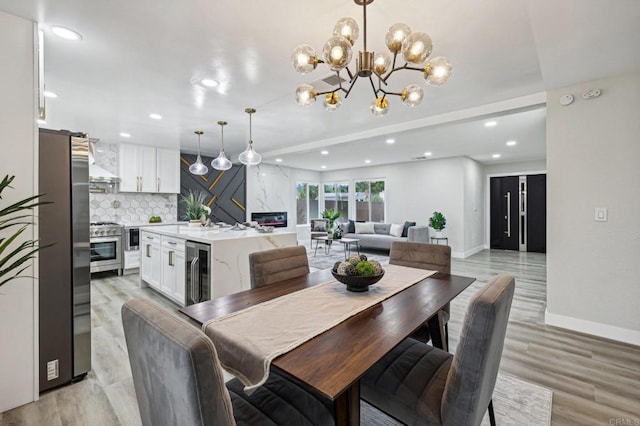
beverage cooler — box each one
[185,241,211,305]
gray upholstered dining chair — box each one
[389,241,452,347]
[361,274,515,426]
[122,298,334,426]
[249,245,310,288]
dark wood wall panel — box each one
[179,153,246,224]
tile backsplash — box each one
[90,143,178,225]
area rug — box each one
[303,240,389,271]
[360,372,553,425]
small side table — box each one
[430,237,449,246]
[314,236,333,256]
[337,238,360,259]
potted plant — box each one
[181,190,210,227]
[428,211,447,238]
[0,175,51,288]
[321,208,341,234]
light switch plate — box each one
[595,207,607,222]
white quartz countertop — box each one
[124,221,187,228]
[138,224,296,244]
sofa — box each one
[338,220,429,251]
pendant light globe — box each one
[239,108,262,166]
[211,120,232,170]
[189,130,209,175]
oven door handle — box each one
[91,236,122,243]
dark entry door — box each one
[490,176,519,250]
[526,174,546,253]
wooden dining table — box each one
[180,268,476,426]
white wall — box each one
[0,12,38,411]
[484,160,546,175]
[462,158,485,255]
[546,71,640,345]
[322,157,476,256]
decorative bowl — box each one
[331,270,385,292]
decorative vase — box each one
[435,230,444,238]
[188,220,201,227]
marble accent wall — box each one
[246,163,293,229]
[90,143,178,224]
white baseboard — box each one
[452,245,486,259]
[545,309,640,346]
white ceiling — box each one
[1,0,639,171]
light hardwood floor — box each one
[1,249,639,425]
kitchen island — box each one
[138,225,297,305]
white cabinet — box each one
[140,230,186,306]
[119,143,179,193]
[140,231,161,289]
[156,148,180,193]
[160,236,185,305]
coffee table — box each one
[337,237,360,258]
[313,236,333,256]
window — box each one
[355,180,385,222]
[296,182,319,225]
[323,182,349,223]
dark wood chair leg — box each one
[488,399,496,426]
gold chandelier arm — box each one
[382,63,424,83]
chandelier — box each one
[211,120,232,171]
[291,0,452,116]
[189,130,208,175]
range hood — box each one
[89,164,120,184]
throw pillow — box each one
[355,222,375,234]
[348,219,355,233]
[402,221,416,237]
[374,223,391,235]
[311,220,327,232]
[390,223,404,237]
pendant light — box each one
[238,107,262,166]
[189,130,209,175]
[211,120,232,171]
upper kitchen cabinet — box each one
[156,148,180,193]
[119,143,180,193]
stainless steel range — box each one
[90,222,123,274]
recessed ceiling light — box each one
[321,150,329,155]
[37,119,46,125]
[149,113,162,120]
[43,91,57,98]
[492,153,501,159]
[51,26,82,41]
[424,152,432,156]
[320,165,327,169]
[275,158,283,162]
[201,79,219,88]
[506,140,517,146]
[484,121,497,127]
[386,138,395,144]
[364,159,371,164]
[120,132,131,138]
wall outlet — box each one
[47,359,59,381]
[595,207,607,222]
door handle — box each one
[146,244,150,257]
[168,251,174,266]
[190,257,198,303]
[504,192,511,237]
[194,258,201,302]
[157,177,160,192]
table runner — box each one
[202,264,435,392]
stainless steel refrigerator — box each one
[38,129,91,392]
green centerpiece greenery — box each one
[0,175,51,288]
[428,211,447,233]
[181,190,209,221]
